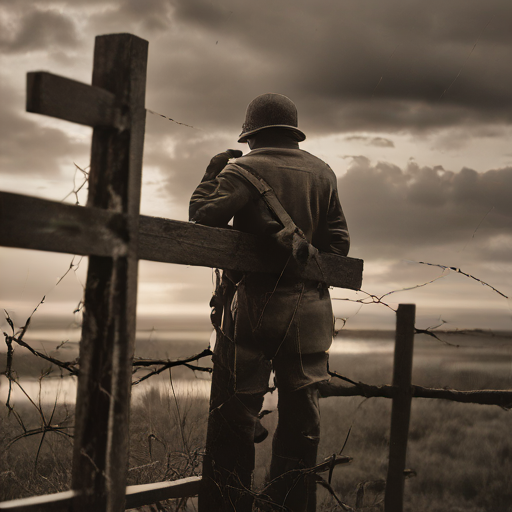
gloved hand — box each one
[201,149,243,182]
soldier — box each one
[190,93,350,512]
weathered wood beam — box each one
[0,477,202,512]
[138,215,363,290]
[70,33,148,512]
[0,192,363,290]
[0,491,76,512]
[27,72,122,128]
[0,191,128,257]
[412,386,512,408]
[385,304,415,512]
[125,476,202,509]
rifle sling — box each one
[229,163,306,238]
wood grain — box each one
[138,216,364,289]
[385,304,416,512]
[125,476,202,508]
[27,72,122,128]
[0,192,364,290]
[0,477,202,512]
[0,191,128,257]
[70,33,148,512]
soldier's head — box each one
[238,93,306,149]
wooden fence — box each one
[1,33,510,512]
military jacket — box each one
[189,148,350,356]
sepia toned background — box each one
[1,0,512,333]
[2,3,512,510]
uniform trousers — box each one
[199,273,332,512]
[199,334,328,512]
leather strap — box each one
[229,163,307,239]
[228,162,324,280]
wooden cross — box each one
[0,33,363,512]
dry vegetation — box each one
[1,331,511,511]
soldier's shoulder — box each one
[229,148,335,179]
[297,150,337,179]
[224,149,279,172]
[297,149,330,166]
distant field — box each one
[4,329,511,387]
[1,330,511,510]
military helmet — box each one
[238,93,306,143]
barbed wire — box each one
[61,163,89,205]
[416,261,509,299]
[330,259,510,347]
[146,108,198,129]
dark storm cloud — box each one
[0,0,170,57]
[145,33,284,134]
[5,0,510,138]
[2,0,512,138]
[86,0,173,34]
[158,0,512,135]
[338,157,512,260]
[0,7,78,53]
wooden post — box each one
[71,34,147,512]
[385,303,415,512]
[198,275,240,512]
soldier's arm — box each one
[189,151,252,227]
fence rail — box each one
[318,380,512,408]
[0,477,202,512]
[0,190,363,290]
[27,71,123,129]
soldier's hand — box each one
[201,149,243,182]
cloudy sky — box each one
[1,0,512,336]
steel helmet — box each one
[238,93,306,143]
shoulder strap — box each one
[228,163,305,238]
[228,162,319,268]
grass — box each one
[128,386,207,487]
[1,331,511,511]
[314,397,512,512]
[0,400,74,500]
